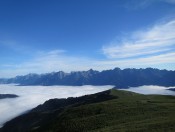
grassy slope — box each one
[1,89,175,132]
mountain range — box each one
[0,68,175,88]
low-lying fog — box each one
[0,84,113,127]
[120,85,175,95]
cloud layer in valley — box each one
[0,84,113,127]
[0,84,175,128]
[121,85,175,95]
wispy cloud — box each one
[1,19,175,78]
[124,0,175,10]
[0,40,33,54]
[102,19,175,59]
[162,0,175,4]
[0,49,175,78]
[98,52,175,69]
[1,49,175,78]
[0,50,96,77]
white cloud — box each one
[0,50,97,77]
[124,0,175,10]
[163,0,175,4]
[0,84,112,127]
[0,40,33,55]
[1,47,175,78]
[124,0,153,9]
[1,19,175,78]
[120,85,175,95]
[102,19,175,59]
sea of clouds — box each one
[121,85,175,95]
[1,84,175,128]
[0,84,113,127]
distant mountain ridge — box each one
[0,68,175,88]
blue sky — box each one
[0,0,175,77]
